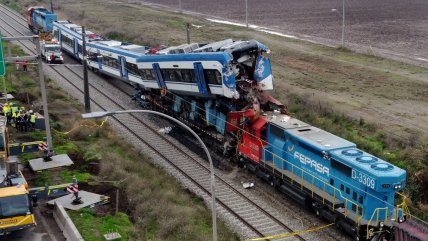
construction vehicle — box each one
[0,116,36,234]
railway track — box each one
[0,4,336,241]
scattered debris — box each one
[242,181,255,189]
[158,126,172,134]
[104,232,121,240]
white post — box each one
[341,0,345,48]
[245,0,249,28]
[35,37,54,158]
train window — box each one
[358,196,364,204]
[102,55,119,69]
[78,45,82,54]
[139,69,155,80]
[204,70,222,85]
[351,204,357,212]
[182,69,196,83]
[330,179,334,185]
[126,62,139,77]
[165,70,182,82]
[331,159,352,177]
[61,35,72,47]
[53,30,59,40]
[346,187,350,195]
[161,69,196,83]
[260,128,267,141]
[88,52,98,62]
[340,184,344,191]
[352,191,357,201]
[270,124,284,138]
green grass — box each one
[60,170,92,183]
[68,209,135,241]
[34,170,52,186]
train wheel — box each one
[269,177,276,188]
[335,218,344,232]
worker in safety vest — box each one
[9,103,19,125]
[10,103,18,116]
[29,110,37,130]
[2,103,11,124]
[20,112,29,132]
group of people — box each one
[2,103,37,132]
[15,59,28,71]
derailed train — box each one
[32,8,408,240]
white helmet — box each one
[29,110,33,114]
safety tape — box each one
[245,223,335,241]
[52,117,109,135]
[8,141,46,153]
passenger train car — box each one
[32,8,411,240]
[52,20,274,100]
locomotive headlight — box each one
[394,184,401,189]
[380,222,384,227]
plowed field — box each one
[141,0,428,63]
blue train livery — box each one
[237,112,407,240]
[27,7,57,33]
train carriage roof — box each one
[136,52,233,65]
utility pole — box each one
[341,0,345,48]
[82,27,90,113]
[35,36,54,159]
[2,35,53,158]
[245,0,248,28]
[179,0,182,13]
[186,23,191,44]
[50,0,54,13]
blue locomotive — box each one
[27,7,57,33]
[236,113,406,240]
[29,7,409,240]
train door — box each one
[118,56,128,79]
[73,38,79,58]
[152,63,167,89]
[193,63,209,95]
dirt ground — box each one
[141,0,428,62]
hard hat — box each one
[29,110,33,114]
[20,107,25,110]
[9,102,12,106]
